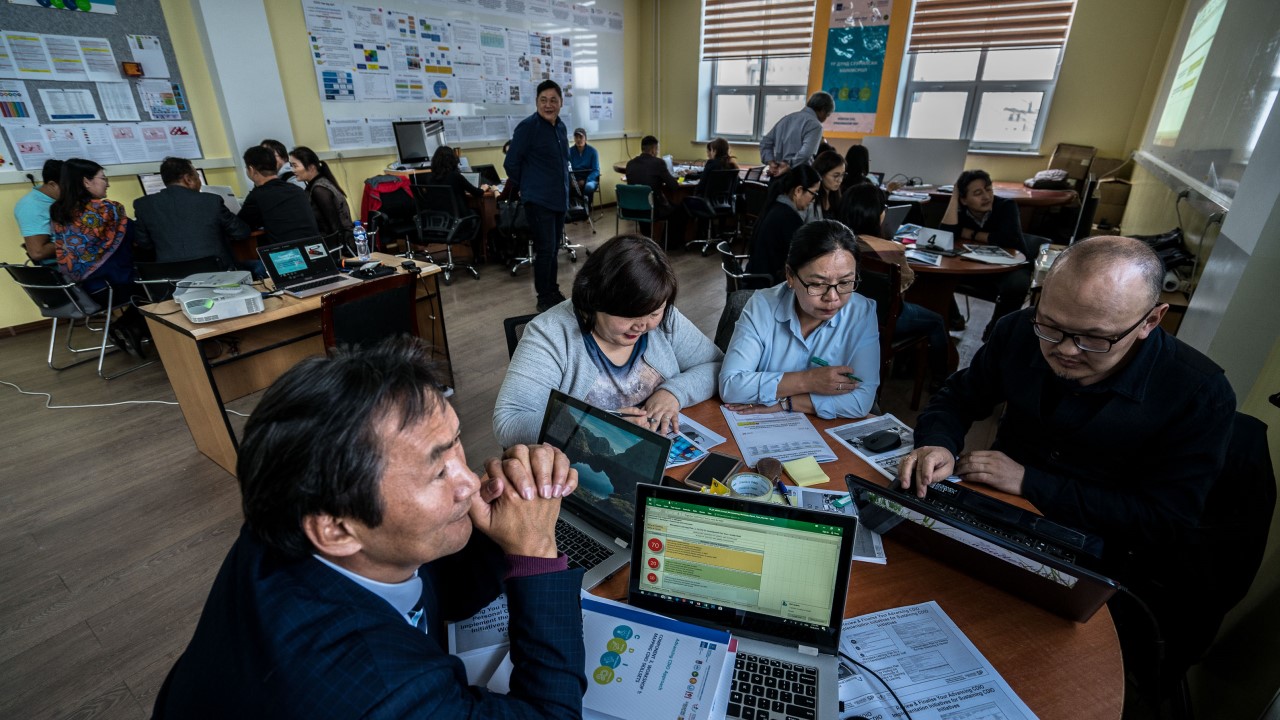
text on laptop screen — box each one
[541,402,667,531]
[638,496,843,631]
[266,246,315,277]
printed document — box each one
[720,406,837,465]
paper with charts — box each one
[825,414,914,481]
[719,406,837,466]
[839,601,1036,720]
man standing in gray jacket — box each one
[759,92,834,177]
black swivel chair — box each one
[320,272,419,352]
[368,186,425,256]
[570,169,598,234]
[683,169,740,256]
[414,185,481,284]
[715,240,771,294]
[503,312,540,358]
[737,180,771,247]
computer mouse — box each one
[862,429,902,454]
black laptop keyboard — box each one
[286,277,342,293]
[555,519,612,571]
[727,651,819,720]
[915,492,1079,563]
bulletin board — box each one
[0,0,200,172]
[298,0,626,151]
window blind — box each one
[702,0,818,61]
[907,0,1076,53]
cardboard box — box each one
[1094,178,1132,227]
[1090,156,1131,180]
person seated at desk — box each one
[494,234,722,446]
[429,144,487,207]
[807,150,846,221]
[840,144,895,200]
[51,158,150,356]
[154,337,586,717]
[722,220,879,419]
[684,137,738,181]
[568,127,600,196]
[133,156,250,271]
[898,236,1239,696]
[623,135,685,241]
[744,164,820,284]
[940,169,1032,339]
[841,182,949,389]
[14,159,61,264]
[239,145,321,245]
[261,138,306,189]
[289,145,355,252]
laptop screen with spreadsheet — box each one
[629,484,856,651]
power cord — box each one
[838,650,914,720]
[1,379,250,417]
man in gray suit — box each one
[133,157,250,272]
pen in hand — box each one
[809,355,862,383]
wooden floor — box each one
[0,222,997,718]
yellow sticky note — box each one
[782,456,829,487]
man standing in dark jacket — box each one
[134,156,249,271]
[505,80,571,312]
[899,236,1237,693]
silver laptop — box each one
[257,237,360,298]
[917,227,956,252]
[200,184,241,214]
[629,484,858,720]
[880,204,911,239]
[537,390,672,589]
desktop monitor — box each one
[392,120,446,167]
[138,168,208,196]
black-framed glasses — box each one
[795,275,859,296]
[802,186,819,197]
[1030,304,1159,353]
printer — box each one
[173,271,264,324]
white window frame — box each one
[897,48,1062,153]
[708,55,809,143]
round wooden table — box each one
[904,251,1026,364]
[593,399,1124,719]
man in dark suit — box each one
[623,135,684,242]
[238,145,321,244]
[133,156,249,271]
[155,337,586,718]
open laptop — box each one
[472,163,502,185]
[880,204,911,239]
[865,171,884,187]
[916,227,956,253]
[200,184,241,214]
[537,390,672,589]
[629,483,857,720]
[257,237,360,298]
[845,474,1118,622]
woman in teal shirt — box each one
[720,220,880,419]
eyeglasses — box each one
[1030,304,1158,353]
[795,276,859,296]
[802,187,819,197]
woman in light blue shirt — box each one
[720,220,880,419]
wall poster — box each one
[821,0,893,135]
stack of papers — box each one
[720,406,838,465]
[960,244,1025,266]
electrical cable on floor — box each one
[1,379,250,417]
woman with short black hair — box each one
[494,234,722,446]
[721,220,880,419]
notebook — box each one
[200,184,241,214]
[879,204,911,240]
[257,237,360,298]
[536,390,672,589]
[844,473,1118,622]
[629,483,858,720]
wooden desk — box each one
[925,182,1078,232]
[139,255,452,476]
[593,400,1123,719]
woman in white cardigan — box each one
[494,234,722,447]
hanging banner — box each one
[821,0,893,135]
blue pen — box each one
[774,480,793,506]
[809,355,862,383]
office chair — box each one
[561,174,591,262]
[715,240,771,294]
[135,256,227,303]
[2,263,154,380]
[368,186,424,255]
[570,169,597,233]
[320,272,419,352]
[413,184,481,284]
[743,166,765,183]
[712,289,757,354]
[855,254,931,410]
[615,183,666,249]
[503,312,540,358]
[682,169,740,256]
[737,180,771,245]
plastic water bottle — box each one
[352,221,370,261]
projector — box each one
[173,271,264,324]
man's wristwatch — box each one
[780,396,792,412]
